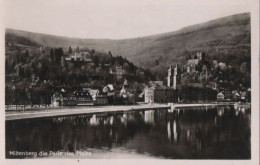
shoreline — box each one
[5,104,169,121]
[6,102,246,121]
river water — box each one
[6,105,251,159]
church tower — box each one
[167,65,174,87]
[168,64,181,89]
[173,63,181,90]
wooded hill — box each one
[6,13,250,80]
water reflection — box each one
[175,120,179,144]
[144,110,155,124]
[6,106,251,159]
[90,115,99,125]
[217,106,225,116]
[167,122,171,141]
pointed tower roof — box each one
[174,63,178,71]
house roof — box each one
[62,92,76,97]
[103,84,114,93]
[148,81,163,87]
[144,86,155,90]
[154,85,175,91]
[138,91,144,98]
[75,91,91,97]
[124,86,137,92]
[107,84,114,91]
[217,92,224,97]
[98,90,107,95]
[89,89,99,96]
[188,59,199,65]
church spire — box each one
[167,65,174,87]
[173,63,181,90]
[174,63,178,76]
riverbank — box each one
[5,104,169,121]
[171,102,235,108]
[6,102,242,121]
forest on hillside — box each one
[5,13,251,82]
[5,42,154,106]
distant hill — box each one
[6,13,250,77]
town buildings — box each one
[187,59,199,73]
[149,81,163,86]
[45,49,252,107]
[144,81,178,103]
[65,51,93,62]
[217,92,225,101]
[186,52,207,73]
[51,92,63,107]
[62,92,77,106]
[75,91,94,105]
[154,86,178,103]
[51,88,107,106]
[109,65,126,80]
[119,79,137,104]
[96,91,108,105]
[144,87,154,103]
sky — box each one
[4,0,250,39]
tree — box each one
[80,65,86,74]
[123,63,129,70]
[76,46,80,53]
[5,86,13,106]
[69,46,73,54]
[90,49,95,59]
[219,62,227,71]
[67,63,74,71]
[155,59,159,66]
[24,65,31,78]
[202,65,207,72]
[37,62,43,79]
[93,55,99,66]
[54,48,64,63]
[61,56,65,68]
[186,54,191,60]
[213,60,218,69]
[240,62,249,73]
[108,51,113,57]
[50,48,54,61]
[24,50,29,57]
[196,60,203,72]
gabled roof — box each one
[217,92,224,97]
[148,81,163,87]
[124,86,137,92]
[144,86,155,90]
[75,91,92,97]
[103,84,114,93]
[89,89,99,96]
[138,91,144,98]
[62,92,76,97]
[154,85,175,91]
[107,84,114,91]
[188,59,199,65]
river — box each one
[6,105,251,159]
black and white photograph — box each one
[1,0,259,164]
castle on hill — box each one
[167,52,213,89]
